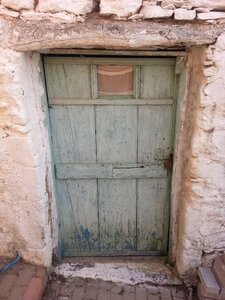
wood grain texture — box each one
[56,179,99,255]
[50,106,96,163]
[141,65,175,99]
[56,163,166,179]
[43,49,186,56]
[137,178,167,252]
[45,57,176,66]
[96,106,137,163]
[138,105,173,163]
[49,98,173,106]
[45,63,91,99]
[2,17,225,51]
[46,57,176,256]
[98,179,136,252]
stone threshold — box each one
[53,256,183,286]
[44,256,188,300]
[0,257,47,300]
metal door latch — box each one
[164,154,173,170]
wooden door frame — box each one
[42,51,187,260]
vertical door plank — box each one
[141,65,175,99]
[57,179,99,255]
[64,64,91,99]
[96,106,137,163]
[137,178,167,251]
[56,179,78,254]
[47,64,69,99]
[96,105,138,253]
[138,105,173,163]
[46,63,91,99]
[50,106,96,163]
[99,179,136,253]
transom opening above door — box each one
[44,57,176,106]
[97,65,134,98]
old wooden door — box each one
[44,57,176,256]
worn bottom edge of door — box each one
[62,251,166,257]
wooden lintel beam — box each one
[1,16,224,51]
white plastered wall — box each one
[175,34,225,282]
[0,34,225,281]
[0,49,57,266]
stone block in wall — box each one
[192,0,225,11]
[174,8,196,20]
[161,0,193,10]
[0,5,19,17]
[195,7,211,13]
[100,0,142,17]
[36,0,94,15]
[20,10,49,21]
[1,0,34,11]
[20,10,85,23]
[141,3,173,18]
[216,32,225,51]
[197,12,225,20]
[161,0,225,11]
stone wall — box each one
[0,0,225,21]
[0,50,57,266]
[175,35,225,283]
[0,0,225,283]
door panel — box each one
[99,179,136,252]
[45,57,176,256]
[137,178,167,252]
[140,65,175,99]
[96,106,137,163]
[45,63,91,99]
[50,106,96,164]
[138,106,173,163]
[56,179,99,255]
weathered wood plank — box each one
[96,106,137,163]
[137,178,167,252]
[49,98,173,105]
[99,179,136,252]
[141,64,175,99]
[50,106,96,163]
[55,163,166,179]
[56,179,78,253]
[112,164,166,178]
[43,49,186,57]
[45,63,91,99]
[138,105,173,163]
[46,64,69,99]
[44,57,176,66]
[56,179,99,255]
[56,163,113,179]
[2,17,225,51]
[46,57,176,256]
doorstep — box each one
[0,257,48,300]
[54,256,183,286]
[43,256,189,300]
